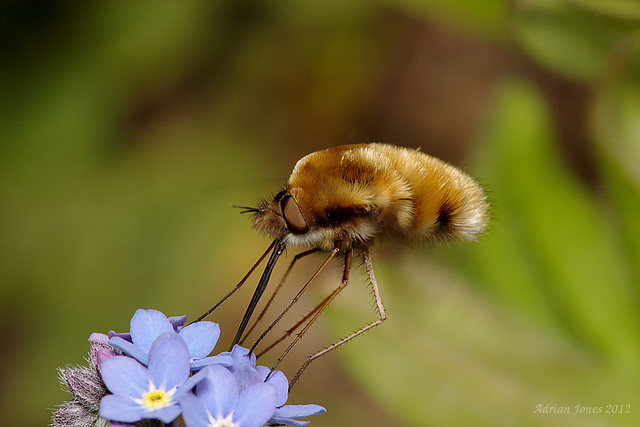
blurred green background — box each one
[2,1,640,426]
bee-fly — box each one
[199,143,489,388]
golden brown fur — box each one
[253,143,488,251]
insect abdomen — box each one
[373,144,488,242]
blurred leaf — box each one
[571,0,640,20]
[592,45,640,283]
[512,0,640,81]
[470,79,640,367]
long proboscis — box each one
[230,239,286,349]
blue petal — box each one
[148,333,190,390]
[178,321,220,359]
[180,392,212,427]
[108,330,132,342]
[190,355,234,371]
[268,416,310,426]
[272,404,327,418]
[168,315,187,331]
[174,368,208,401]
[232,363,263,394]
[140,405,182,424]
[130,309,175,350]
[99,393,144,422]
[100,356,148,397]
[257,366,288,407]
[109,336,150,366]
[233,382,277,427]
[229,345,256,367]
[268,404,327,426]
[195,365,238,419]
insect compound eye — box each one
[281,195,309,234]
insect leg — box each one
[240,248,319,345]
[287,247,386,390]
[256,291,333,358]
[249,247,338,354]
[265,249,353,385]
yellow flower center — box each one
[143,389,170,409]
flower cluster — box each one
[52,309,325,427]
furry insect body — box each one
[253,143,488,250]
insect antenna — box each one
[232,204,260,214]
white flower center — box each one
[209,414,238,427]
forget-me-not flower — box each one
[220,345,326,426]
[99,332,206,423]
[180,364,277,427]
